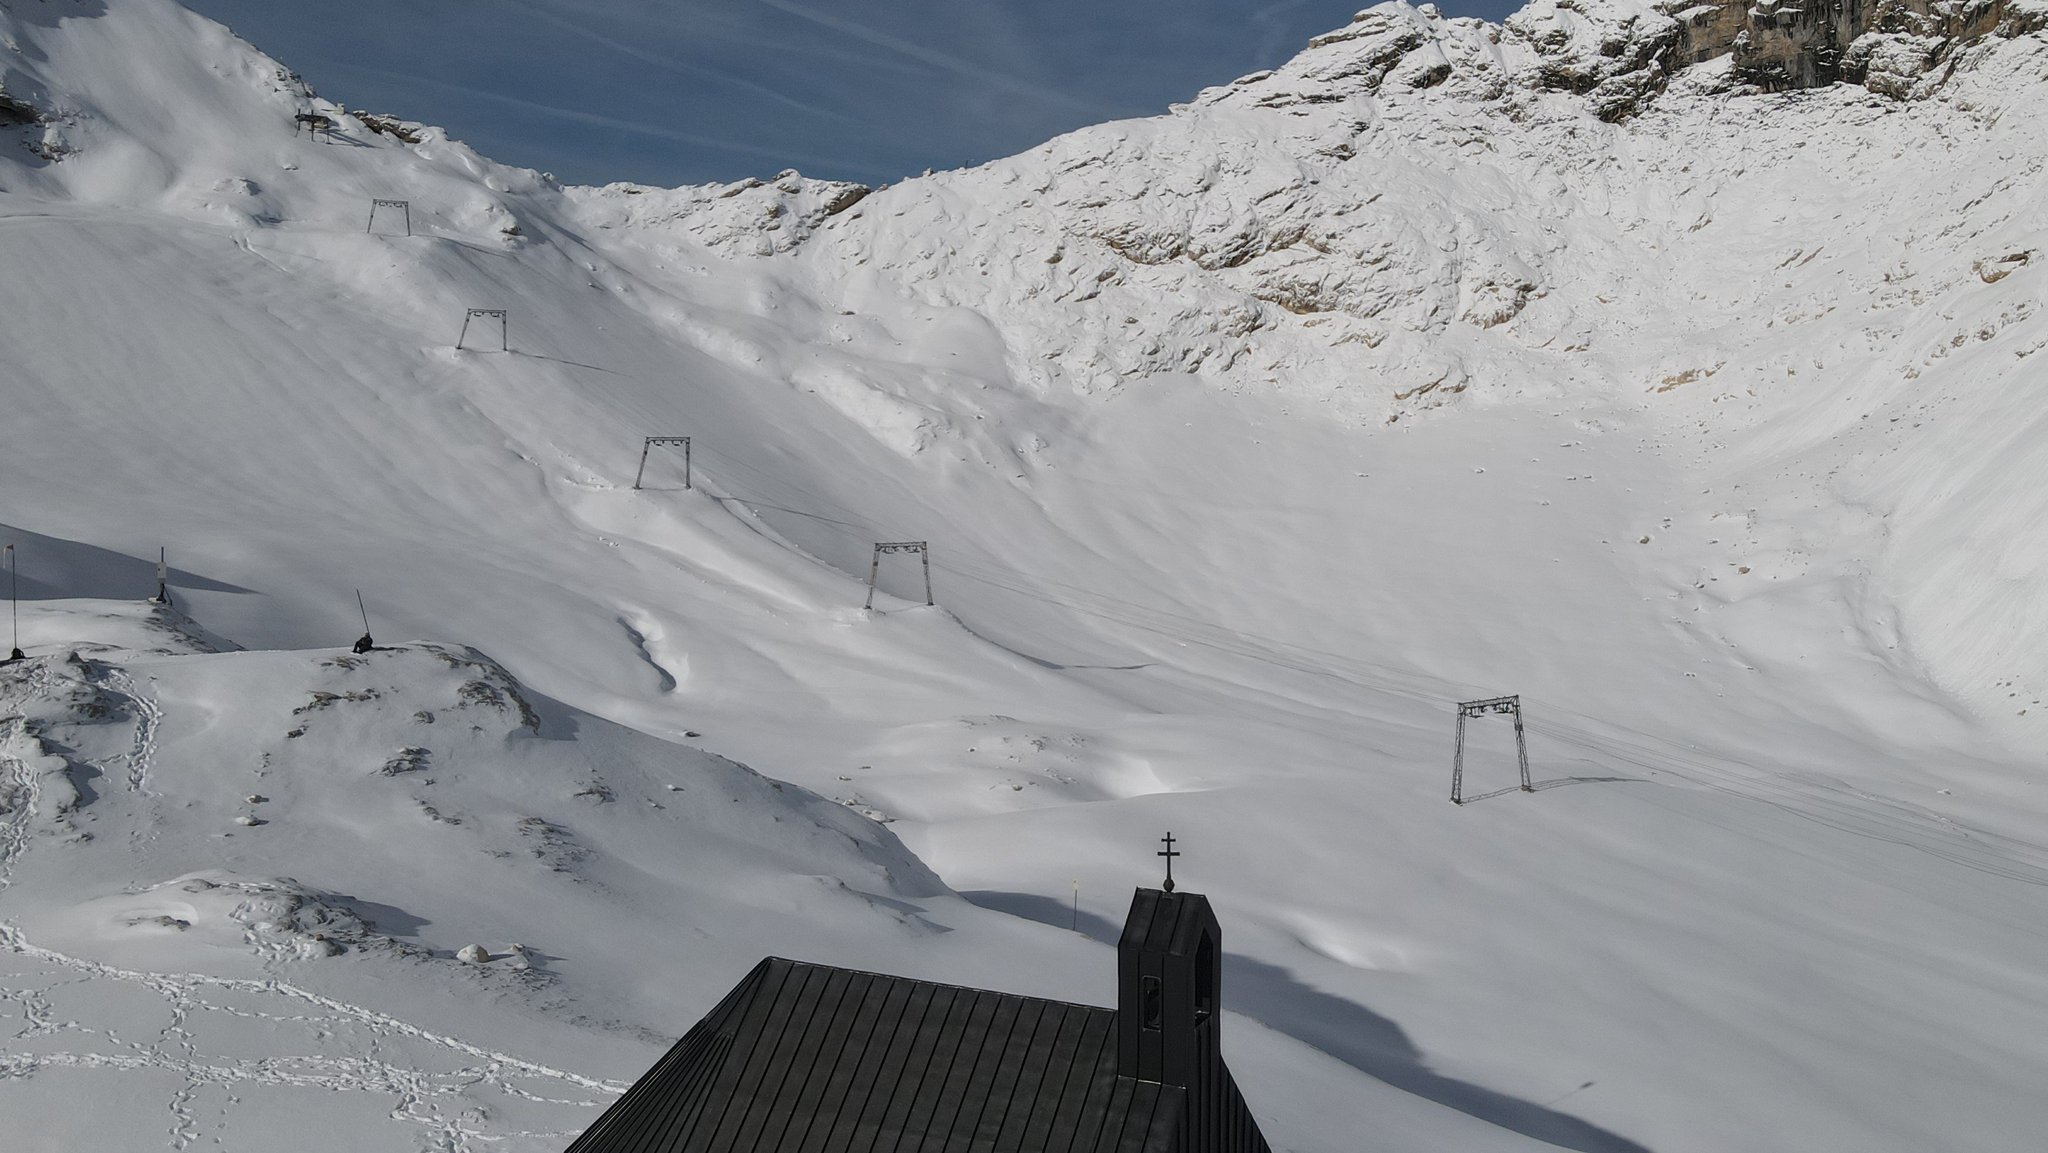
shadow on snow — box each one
[964,889,1655,1153]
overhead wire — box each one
[681,444,2048,888]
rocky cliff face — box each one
[724,0,2046,418]
[1245,0,2048,123]
[1728,0,2047,92]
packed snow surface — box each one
[4,0,2048,1150]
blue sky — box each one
[179,0,1516,189]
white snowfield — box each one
[2,0,2048,1149]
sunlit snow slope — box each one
[4,1,2048,1150]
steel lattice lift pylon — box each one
[864,541,932,611]
[456,308,507,351]
[633,436,691,490]
[367,198,411,236]
[1450,694,1530,805]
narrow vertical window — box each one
[1141,976,1162,1030]
[1195,935,1215,1020]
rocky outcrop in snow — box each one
[1203,0,2048,123]
[568,169,870,257]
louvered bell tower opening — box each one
[1117,886,1223,1088]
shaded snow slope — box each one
[4,1,2048,1151]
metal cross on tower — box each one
[1158,831,1180,893]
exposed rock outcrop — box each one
[0,90,38,126]
[566,169,873,256]
[1206,0,2048,126]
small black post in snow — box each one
[1450,694,1531,805]
[368,198,411,237]
[457,308,508,352]
[151,546,170,607]
[1071,879,1080,932]
[633,436,692,490]
[863,541,932,611]
[4,543,20,662]
[352,589,375,655]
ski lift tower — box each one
[1450,694,1530,805]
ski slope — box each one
[3,1,2048,1150]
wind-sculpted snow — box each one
[7,0,2048,1149]
[0,604,964,1151]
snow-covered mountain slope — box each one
[6,0,2048,1150]
[766,0,2048,729]
[0,600,1056,1151]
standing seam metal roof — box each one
[565,957,1184,1153]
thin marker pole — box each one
[6,543,20,661]
[352,589,376,654]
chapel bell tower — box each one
[1117,833,1223,1089]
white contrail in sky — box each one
[503,0,858,123]
[326,62,889,178]
[749,0,1102,114]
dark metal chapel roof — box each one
[566,957,1185,1153]
[1117,889,1217,959]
